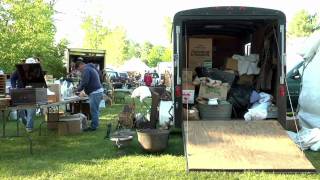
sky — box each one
[53,0,319,48]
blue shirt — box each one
[77,64,102,95]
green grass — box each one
[0,96,320,179]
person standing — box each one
[10,58,38,132]
[75,60,103,131]
[144,72,152,87]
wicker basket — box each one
[118,112,134,128]
[197,100,232,120]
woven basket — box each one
[118,112,134,128]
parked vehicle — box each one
[286,61,304,112]
[173,7,287,128]
[104,68,123,89]
[118,71,129,82]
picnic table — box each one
[113,88,133,103]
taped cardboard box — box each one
[225,58,238,71]
[198,84,229,100]
[58,118,81,135]
[46,111,64,130]
[188,38,212,69]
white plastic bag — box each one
[99,99,106,109]
[244,92,272,121]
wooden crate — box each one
[11,88,47,105]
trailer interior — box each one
[181,18,286,123]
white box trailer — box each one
[64,48,106,73]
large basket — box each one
[197,100,232,120]
[118,112,134,128]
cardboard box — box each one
[182,83,195,90]
[188,38,212,69]
[182,90,195,104]
[47,111,64,130]
[237,75,255,85]
[47,95,57,103]
[58,119,81,135]
[198,84,229,100]
[182,69,193,83]
[225,58,238,71]
[203,60,212,68]
[183,108,200,121]
[47,84,61,102]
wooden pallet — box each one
[183,120,316,172]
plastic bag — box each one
[227,85,252,118]
[99,99,106,109]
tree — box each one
[162,48,173,62]
[41,38,69,78]
[102,26,128,66]
[288,10,320,37]
[147,45,169,67]
[0,0,65,77]
[81,16,108,49]
[124,40,141,60]
[163,16,173,44]
[140,41,153,63]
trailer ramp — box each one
[183,120,316,172]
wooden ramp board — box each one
[183,120,316,172]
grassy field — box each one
[0,97,320,180]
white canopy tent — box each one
[119,58,150,73]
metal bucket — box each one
[137,129,169,153]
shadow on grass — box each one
[0,97,185,177]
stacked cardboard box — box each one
[182,69,195,104]
[225,58,238,71]
[188,38,212,69]
[198,83,229,100]
[57,116,81,135]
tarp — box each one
[298,32,320,128]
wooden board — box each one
[183,120,316,172]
